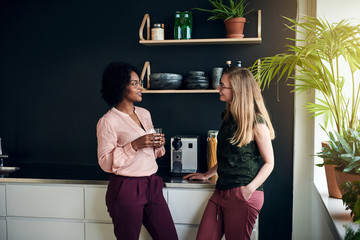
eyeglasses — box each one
[130,80,143,88]
[219,82,232,90]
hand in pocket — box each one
[240,186,253,201]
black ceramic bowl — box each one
[188,71,205,78]
[150,73,183,90]
[184,77,208,83]
[184,79,209,89]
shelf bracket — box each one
[140,61,151,89]
[139,13,150,41]
[257,10,262,38]
[257,59,261,87]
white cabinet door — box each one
[7,219,84,240]
[175,224,198,240]
[85,223,151,240]
[84,186,153,240]
[6,184,84,219]
[168,188,213,224]
[84,186,111,222]
[251,218,259,240]
[84,187,167,221]
[85,223,115,240]
[163,188,168,202]
[0,219,6,240]
[0,185,5,217]
[139,226,151,240]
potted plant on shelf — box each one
[249,16,360,198]
[193,0,254,38]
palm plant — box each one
[250,16,360,135]
[193,0,254,21]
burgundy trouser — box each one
[196,187,264,240]
[106,174,178,240]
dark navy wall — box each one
[0,0,296,239]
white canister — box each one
[151,23,164,40]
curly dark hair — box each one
[101,61,140,106]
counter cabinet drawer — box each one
[85,186,111,222]
[0,185,5,217]
[84,186,168,222]
[7,219,84,240]
[6,184,84,219]
[85,223,151,240]
[0,219,6,240]
[167,188,213,225]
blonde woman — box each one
[184,67,275,240]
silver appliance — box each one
[170,136,199,174]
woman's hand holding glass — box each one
[154,133,165,148]
[131,129,165,150]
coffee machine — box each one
[170,136,199,174]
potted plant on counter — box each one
[249,16,360,198]
[193,0,254,38]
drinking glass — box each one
[154,128,162,134]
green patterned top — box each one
[216,111,266,191]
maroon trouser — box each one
[106,174,178,240]
[196,187,264,240]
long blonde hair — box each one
[223,67,275,147]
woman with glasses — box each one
[184,67,275,240]
[96,61,178,240]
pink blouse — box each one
[96,107,165,177]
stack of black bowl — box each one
[183,71,209,89]
[150,73,183,90]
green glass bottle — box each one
[182,11,192,39]
[174,11,182,40]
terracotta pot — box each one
[324,164,342,198]
[224,17,246,38]
[321,142,342,199]
[335,170,360,195]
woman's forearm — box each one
[247,162,274,192]
[205,164,218,178]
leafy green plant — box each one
[316,126,360,173]
[193,0,254,21]
[249,16,360,136]
[341,181,360,223]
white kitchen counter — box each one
[0,178,220,240]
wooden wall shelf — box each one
[138,10,262,93]
[139,10,262,46]
[142,89,219,93]
[139,38,261,46]
[139,61,219,93]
